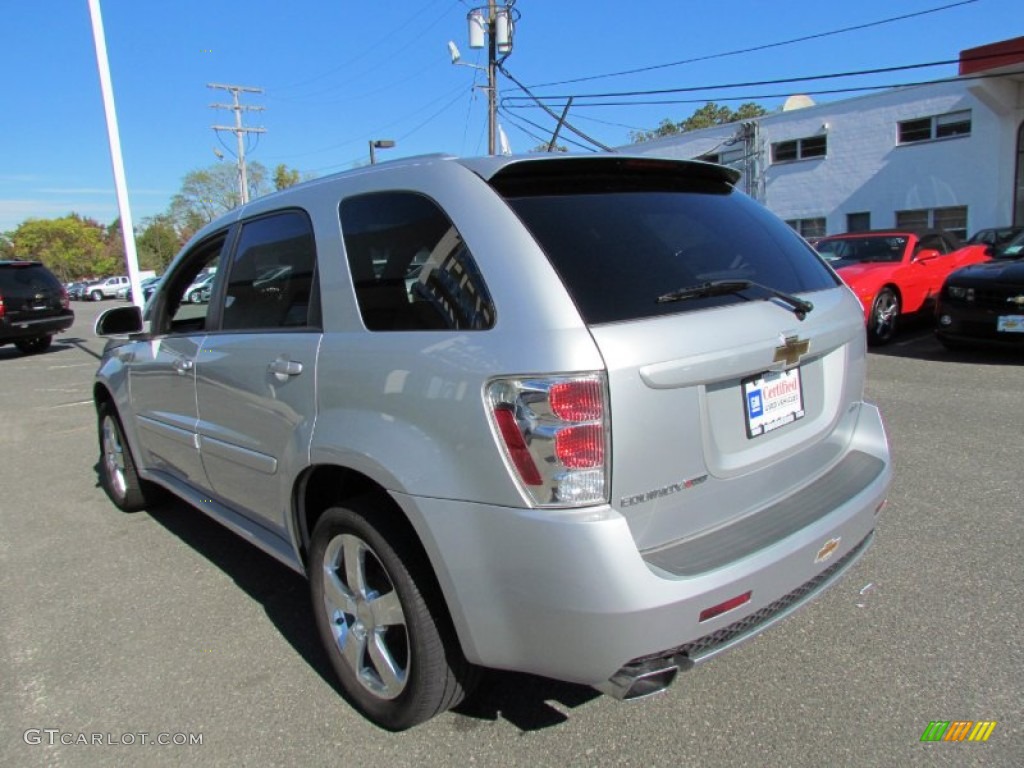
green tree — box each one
[273,163,302,190]
[529,142,569,153]
[169,162,269,237]
[136,214,181,272]
[8,215,105,281]
[630,102,767,143]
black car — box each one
[936,231,1024,349]
[966,226,1024,248]
[0,261,75,355]
[66,281,88,301]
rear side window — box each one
[339,192,495,331]
[498,176,838,325]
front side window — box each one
[220,210,319,331]
[340,192,495,331]
[151,234,227,335]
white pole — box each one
[87,0,144,309]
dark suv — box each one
[0,261,74,354]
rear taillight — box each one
[0,293,5,320]
[60,288,69,310]
[487,373,609,507]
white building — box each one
[628,37,1024,240]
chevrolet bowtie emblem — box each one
[1006,295,1024,307]
[773,335,810,367]
[815,537,841,564]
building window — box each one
[895,206,968,240]
[897,110,971,144]
[785,218,826,238]
[697,147,744,167]
[847,212,871,232]
[771,135,827,163]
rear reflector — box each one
[493,406,543,486]
[699,591,752,623]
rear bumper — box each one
[1,311,74,343]
[396,402,891,687]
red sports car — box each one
[815,230,990,344]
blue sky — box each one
[1,0,1019,233]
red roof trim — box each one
[959,36,1024,76]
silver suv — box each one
[94,154,891,729]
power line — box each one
[520,0,980,90]
[499,64,614,151]
[502,68,1024,111]
[501,48,1023,105]
[498,107,595,152]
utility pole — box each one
[453,3,515,155]
[486,0,497,156]
[208,83,266,205]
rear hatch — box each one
[489,157,866,552]
[0,262,69,323]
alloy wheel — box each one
[320,533,410,700]
[101,415,128,500]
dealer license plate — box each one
[743,368,805,438]
[996,315,1024,333]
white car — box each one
[85,276,129,301]
[183,271,216,303]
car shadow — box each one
[0,336,102,362]
[97,479,600,731]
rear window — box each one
[0,263,62,294]
[496,175,838,325]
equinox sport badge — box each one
[620,475,708,508]
[815,537,841,564]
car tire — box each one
[309,500,477,730]
[868,288,900,346]
[98,401,161,512]
[15,335,53,354]
[90,290,104,302]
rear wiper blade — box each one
[656,279,814,319]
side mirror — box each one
[95,305,143,336]
[914,248,940,263]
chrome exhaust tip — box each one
[594,655,692,701]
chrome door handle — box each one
[269,358,303,379]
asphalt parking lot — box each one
[2,301,1021,767]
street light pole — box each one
[369,139,395,165]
